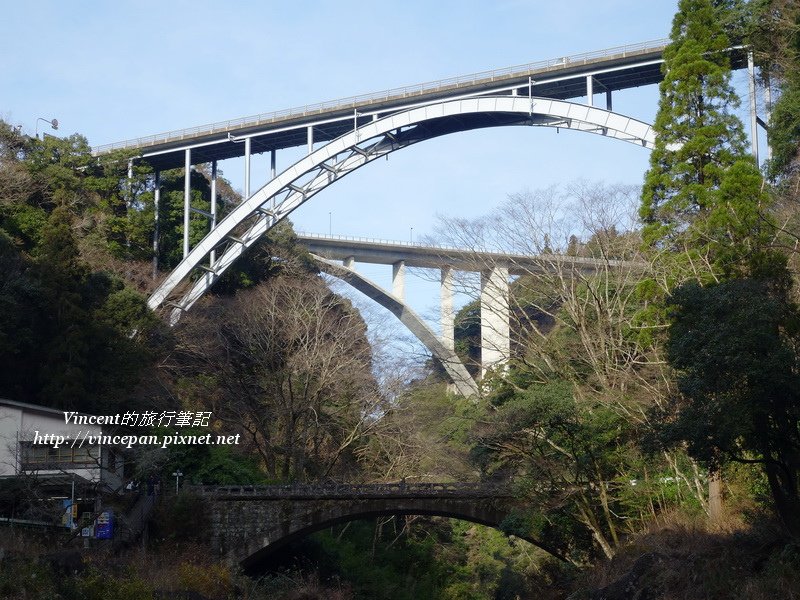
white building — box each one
[0,399,124,493]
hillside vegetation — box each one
[2,0,800,598]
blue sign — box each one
[94,510,114,539]
[61,499,74,529]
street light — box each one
[172,470,183,494]
[410,227,414,243]
[35,117,59,139]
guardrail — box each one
[92,38,668,155]
[193,481,511,499]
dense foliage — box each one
[3,0,800,597]
[0,124,168,412]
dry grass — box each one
[578,511,800,599]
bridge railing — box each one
[297,232,647,271]
[192,481,512,499]
[91,38,668,155]
[297,231,462,251]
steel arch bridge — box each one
[93,40,761,394]
[147,96,655,322]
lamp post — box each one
[35,117,59,139]
[172,470,183,494]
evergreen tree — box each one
[665,277,800,536]
[35,207,91,408]
[641,0,800,535]
[640,0,751,261]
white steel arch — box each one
[149,96,655,323]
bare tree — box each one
[418,182,719,551]
[426,181,663,419]
[168,271,385,481]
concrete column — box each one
[210,160,218,266]
[244,137,251,199]
[764,82,772,160]
[183,148,191,258]
[441,267,455,351]
[392,260,406,301]
[152,171,160,280]
[586,75,594,107]
[480,267,510,378]
[307,126,314,154]
[270,150,277,214]
[126,159,133,203]
[126,160,133,250]
[747,51,759,162]
[343,256,355,269]
[606,89,612,111]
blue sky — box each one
[7,1,756,360]
[3,1,682,233]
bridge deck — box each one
[297,232,638,273]
[92,39,673,171]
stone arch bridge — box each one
[194,482,561,571]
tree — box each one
[170,271,382,481]
[751,0,800,183]
[664,277,800,536]
[0,123,170,413]
[472,379,641,562]
[752,1,800,279]
[430,181,654,414]
[424,183,697,559]
[640,0,758,270]
[639,0,787,522]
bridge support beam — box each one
[747,51,759,163]
[441,267,455,351]
[480,267,509,378]
[152,171,160,280]
[764,81,772,160]
[210,161,218,267]
[183,149,191,258]
[392,260,406,301]
[313,254,478,397]
[244,137,252,199]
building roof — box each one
[0,398,96,419]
